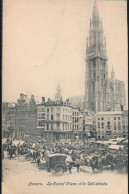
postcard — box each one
[2,0,128,194]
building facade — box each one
[2,102,15,137]
[44,99,72,140]
[72,107,83,138]
[122,110,128,138]
[96,111,128,140]
[83,109,96,138]
[36,96,84,140]
[107,67,126,111]
[37,97,46,136]
[85,0,126,112]
[15,93,37,138]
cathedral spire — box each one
[86,0,106,55]
[85,0,108,112]
[92,0,99,21]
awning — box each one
[108,145,124,150]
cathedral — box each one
[85,0,126,113]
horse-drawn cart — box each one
[46,154,67,175]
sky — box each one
[2,0,128,105]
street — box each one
[2,151,128,194]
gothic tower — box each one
[85,0,108,112]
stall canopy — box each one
[108,145,124,150]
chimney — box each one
[42,97,45,103]
[48,98,51,102]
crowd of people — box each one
[2,137,128,174]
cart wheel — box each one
[54,164,65,175]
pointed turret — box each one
[55,84,62,101]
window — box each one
[41,108,45,112]
[118,121,121,130]
[107,121,110,129]
[57,123,59,128]
[51,108,54,113]
[98,122,100,128]
[41,113,45,119]
[75,112,76,116]
[114,121,116,130]
[51,115,53,120]
[47,124,49,130]
[118,117,121,120]
[101,117,104,120]
[65,123,67,130]
[63,115,64,120]
[47,115,49,120]
[98,117,100,120]
[39,120,44,126]
[51,124,53,130]
[101,122,104,129]
[123,126,125,130]
[47,108,49,113]
[114,117,116,120]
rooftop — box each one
[96,111,123,116]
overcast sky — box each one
[3,0,127,105]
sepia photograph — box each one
[2,0,128,194]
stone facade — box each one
[2,102,15,137]
[44,99,72,140]
[106,68,126,111]
[15,93,37,138]
[83,109,96,138]
[36,97,84,140]
[85,1,126,112]
[96,111,128,140]
[122,111,128,138]
[37,99,45,136]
